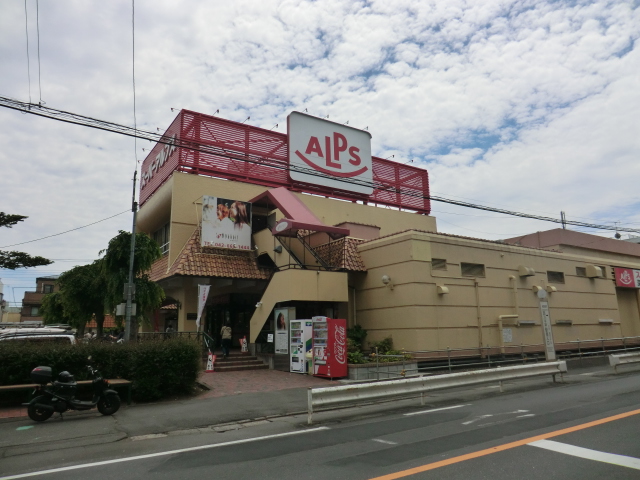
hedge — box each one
[0,338,202,402]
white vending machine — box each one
[290,319,313,374]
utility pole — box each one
[124,170,138,342]
[560,211,566,229]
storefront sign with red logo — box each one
[614,267,640,288]
[288,112,373,195]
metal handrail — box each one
[373,335,640,377]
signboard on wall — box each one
[274,308,289,354]
[614,267,640,288]
[288,111,373,195]
[201,196,252,250]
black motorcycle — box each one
[24,361,121,422]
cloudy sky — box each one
[1,0,639,308]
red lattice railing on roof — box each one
[139,110,430,214]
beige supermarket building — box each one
[139,109,640,356]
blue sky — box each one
[1,0,639,309]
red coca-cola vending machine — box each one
[311,316,348,379]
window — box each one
[431,258,447,271]
[43,284,54,294]
[461,263,485,277]
[575,267,586,277]
[547,271,565,284]
[30,307,39,316]
[153,223,170,255]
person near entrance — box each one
[221,321,232,359]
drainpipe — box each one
[351,287,357,327]
[475,280,483,349]
[498,315,519,354]
[509,275,519,316]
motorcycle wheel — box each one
[28,396,54,422]
[97,394,121,415]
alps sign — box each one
[614,267,640,288]
[288,112,373,195]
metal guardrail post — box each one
[601,337,605,354]
[623,337,627,351]
[447,347,452,373]
[376,347,380,381]
[577,339,582,366]
[487,345,491,368]
[521,343,525,365]
[307,388,313,425]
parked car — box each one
[0,329,76,345]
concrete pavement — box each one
[0,358,636,458]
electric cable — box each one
[0,209,130,248]
[23,0,31,104]
[36,0,42,105]
[132,0,138,167]
[2,95,639,235]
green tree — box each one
[40,291,70,325]
[40,261,108,336]
[102,231,165,339]
[0,212,52,269]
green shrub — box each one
[370,337,394,355]
[347,325,367,351]
[347,351,366,364]
[0,338,201,403]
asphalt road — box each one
[2,369,640,479]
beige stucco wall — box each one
[356,231,640,353]
[138,172,437,268]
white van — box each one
[0,330,76,345]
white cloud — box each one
[1,0,639,300]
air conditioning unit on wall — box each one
[586,265,603,278]
[518,265,535,277]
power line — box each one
[0,210,129,248]
[132,0,138,167]
[2,95,640,235]
[23,0,31,104]
[36,0,43,105]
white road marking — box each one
[0,427,330,480]
[463,414,493,425]
[463,410,530,425]
[373,439,398,445]
[404,404,470,416]
[529,439,640,470]
[517,414,535,418]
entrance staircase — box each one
[213,352,268,372]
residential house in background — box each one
[20,276,59,323]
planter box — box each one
[347,361,418,381]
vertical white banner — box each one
[539,300,556,361]
[196,285,210,331]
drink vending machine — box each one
[311,316,348,379]
[290,319,313,374]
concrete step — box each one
[214,364,269,372]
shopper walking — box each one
[220,321,232,359]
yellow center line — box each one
[369,408,640,480]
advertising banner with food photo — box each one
[201,195,252,250]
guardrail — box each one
[307,361,567,424]
[609,353,640,373]
[386,335,640,377]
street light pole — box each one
[124,170,138,342]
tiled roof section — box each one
[313,237,367,271]
[148,254,169,282]
[160,227,272,280]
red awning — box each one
[249,187,350,239]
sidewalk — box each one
[197,369,338,399]
[0,368,338,420]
